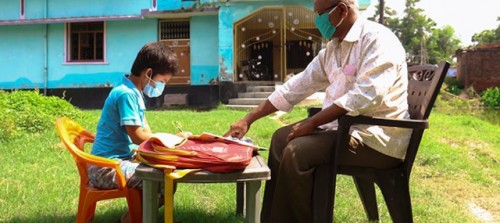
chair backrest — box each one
[56,117,126,188]
[403,61,450,174]
[56,117,96,185]
[407,61,450,120]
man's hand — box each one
[223,99,279,139]
[287,119,316,142]
[224,119,250,139]
[287,104,348,142]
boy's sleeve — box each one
[116,92,142,126]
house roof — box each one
[141,7,219,19]
[457,42,500,54]
[0,15,143,26]
[0,7,220,25]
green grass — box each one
[0,106,498,222]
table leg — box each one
[236,182,245,216]
[164,177,174,223]
[245,181,262,223]
[143,179,159,223]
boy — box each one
[88,42,178,222]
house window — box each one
[20,0,25,19]
[66,22,105,62]
[160,21,190,40]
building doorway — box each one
[233,6,324,82]
[160,20,191,85]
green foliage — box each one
[0,90,84,141]
[427,25,462,64]
[445,84,461,96]
[472,29,500,45]
[442,77,462,96]
[472,17,500,45]
[434,93,478,108]
[368,2,400,28]
[398,0,436,63]
[370,0,461,65]
[481,87,500,108]
[435,81,488,109]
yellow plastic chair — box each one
[56,117,142,223]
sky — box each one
[362,0,500,46]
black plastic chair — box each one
[310,61,450,223]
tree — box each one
[378,0,385,24]
[398,0,436,64]
[471,17,500,45]
[368,3,400,31]
[370,0,461,65]
[426,25,461,64]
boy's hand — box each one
[176,131,193,139]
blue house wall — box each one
[0,0,154,92]
[0,20,157,90]
[0,0,371,108]
[190,15,219,85]
[0,0,148,20]
[158,0,216,11]
[1,25,46,88]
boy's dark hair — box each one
[130,42,179,77]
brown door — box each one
[161,40,191,85]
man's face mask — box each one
[314,5,345,40]
[143,74,166,98]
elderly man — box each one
[224,0,411,222]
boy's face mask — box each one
[143,74,166,98]
[314,5,345,40]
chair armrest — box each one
[307,106,322,118]
[76,150,130,188]
[330,116,428,174]
[338,115,429,130]
[81,152,121,169]
[307,106,428,130]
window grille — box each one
[160,21,190,40]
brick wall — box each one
[456,44,500,92]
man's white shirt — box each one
[268,18,412,160]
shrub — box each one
[443,77,463,95]
[0,90,84,141]
[481,87,500,108]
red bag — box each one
[137,133,254,173]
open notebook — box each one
[188,132,267,151]
[149,132,267,151]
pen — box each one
[172,121,184,132]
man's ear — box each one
[339,2,348,14]
[143,68,153,79]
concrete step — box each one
[225,104,258,110]
[228,98,266,105]
[238,92,272,98]
[246,86,275,92]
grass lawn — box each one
[0,106,498,222]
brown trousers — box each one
[261,124,402,223]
